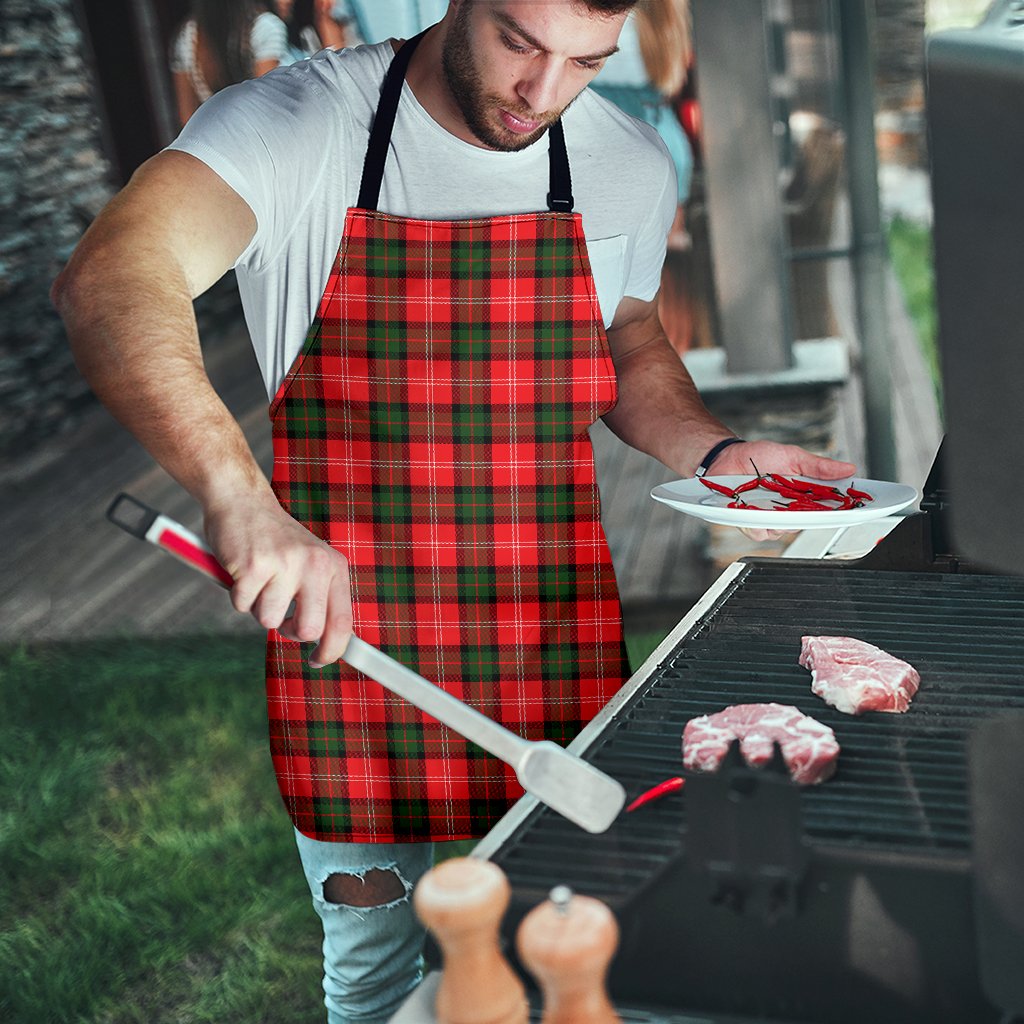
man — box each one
[52,2,854,1020]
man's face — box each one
[441,1,626,151]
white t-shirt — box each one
[168,40,677,399]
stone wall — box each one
[0,0,115,462]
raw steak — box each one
[799,635,920,716]
[682,703,839,785]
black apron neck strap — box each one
[357,29,428,211]
[545,119,573,213]
[357,30,575,215]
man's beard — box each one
[441,3,559,151]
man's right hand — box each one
[204,495,353,669]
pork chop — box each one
[682,702,840,785]
[799,635,920,716]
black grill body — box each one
[481,558,1024,1023]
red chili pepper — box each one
[710,466,870,514]
[762,479,825,502]
[699,477,737,498]
[796,477,843,498]
[772,473,847,499]
[626,776,685,812]
[780,497,835,511]
[758,477,799,496]
[768,473,812,493]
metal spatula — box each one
[106,493,626,834]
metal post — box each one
[129,0,178,149]
[837,0,898,480]
[691,0,794,374]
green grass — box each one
[1,628,669,1023]
[887,216,941,403]
[1,637,321,1024]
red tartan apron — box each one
[266,31,628,842]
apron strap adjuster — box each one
[546,192,574,213]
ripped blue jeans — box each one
[294,830,435,1024]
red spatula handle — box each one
[106,493,234,589]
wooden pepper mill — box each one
[413,857,528,1024]
[516,885,621,1024]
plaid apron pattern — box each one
[266,208,629,842]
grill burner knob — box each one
[413,857,528,1024]
[517,886,621,1023]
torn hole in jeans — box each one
[322,867,411,914]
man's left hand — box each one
[706,440,857,542]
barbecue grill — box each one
[470,448,1024,1023]
[394,7,1024,1022]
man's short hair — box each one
[580,0,640,13]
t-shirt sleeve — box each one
[251,12,289,63]
[165,65,342,273]
[623,133,678,302]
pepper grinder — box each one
[516,885,621,1024]
[413,857,528,1024]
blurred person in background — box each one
[592,0,695,348]
[592,0,693,211]
[171,0,289,126]
[334,0,449,45]
[276,0,350,62]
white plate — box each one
[650,476,920,530]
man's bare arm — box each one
[602,295,728,476]
[603,295,856,480]
[51,151,352,664]
[52,151,257,498]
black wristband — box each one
[695,437,745,478]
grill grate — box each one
[491,563,1024,903]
